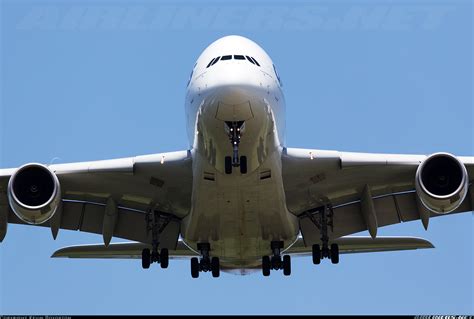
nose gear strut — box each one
[224,121,247,174]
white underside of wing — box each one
[284,235,434,256]
[51,239,198,259]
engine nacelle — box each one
[8,163,61,225]
[415,152,468,214]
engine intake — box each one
[8,163,61,224]
[415,152,468,214]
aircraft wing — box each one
[51,236,432,261]
[0,150,193,248]
[285,235,434,256]
[282,148,474,245]
[51,239,198,259]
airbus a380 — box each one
[1,35,473,278]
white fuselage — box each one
[181,36,298,273]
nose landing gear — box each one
[224,121,247,175]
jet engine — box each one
[415,152,468,214]
[8,163,61,224]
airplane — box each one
[0,35,472,278]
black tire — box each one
[283,255,291,276]
[191,257,200,278]
[225,156,232,174]
[312,244,321,265]
[330,243,339,264]
[262,256,271,277]
[142,248,151,269]
[240,156,247,174]
[211,257,220,278]
[160,248,169,269]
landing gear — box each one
[190,243,220,278]
[211,257,220,278]
[142,248,151,269]
[283,255,291,276]
[161,248,169,268]
[261,241,292,276]
[191,257,199,278]
[141,210,176,270]
[262,256,271,277]
[312,244,321,265]
[330,243,339,264]
[141,247,169,269]
[224,121,247,174]
[304,204,340,265]
[311,243,339,264]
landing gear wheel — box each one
[283,255,291,276]
[160,248,169,269]
[312,244,321,265]
[330,243,339,264]
[240,156,247,174]
[142,248,151,269]
[191,257,200,278]
[262,256,271,277]
[225,156,232,174]
[211,257,220,278]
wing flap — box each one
[51,240,198,259]
[285,236,434,256]
[7,200,181,248]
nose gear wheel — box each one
[224,121,247,174]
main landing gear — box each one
[224,121,247,175]
[190,243,220,278]
[304,204,340,265]
[261,241,291,277]
[141,210,174,269]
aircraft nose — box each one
[204,63,266,104]
[213,86,251,105]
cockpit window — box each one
[206,58,216,68]
[205,55,261,68]
[250,57,260,67]
[211,56,220,65]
